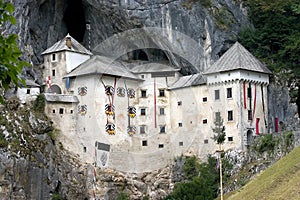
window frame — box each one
[141,89,147,98]
[141,108,146,116]
[227,87,232,99]
[228,110,233,121]
[215,89,220,100]
[158,89,165,97]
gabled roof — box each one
[130,63,180,74]
[204,42,272,75]
[168,73,206,90]
[65,55,141,80]
[41,34,92,55]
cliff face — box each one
[7,0,249,80]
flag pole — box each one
[217,147,224,200]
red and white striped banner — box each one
[46,76,52,88]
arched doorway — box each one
[47,85,62,94]
[247,130,253,145]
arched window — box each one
[48,85,62,94]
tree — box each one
[238,0,300,105]
[212,113,226,146]
[0,1,29,103]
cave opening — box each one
[63,0,86,42]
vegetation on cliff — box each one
[238,0,300,101]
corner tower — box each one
[41,34,92,94]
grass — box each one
[223,146,300,200]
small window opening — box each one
[159,89,165,97]
[178,101,182,106]
[59,108,64,114]
[141,90,147,98]
[141,108,146,116]
[159,107,165,115]
[160,126,166,133]
[26,89,30,94]
[140,126,145,134]
[203,119,208,124]
[248,110,252,120]
[52,69,56,76]
[179,142,183,146]
[158,144,164,148]
[52,53,56,61]
[178,122,182,127]
[204,139,208,144]
[215,90,220,100]
[228,110,233,121]
[228,137,233,141]
[70,110,73,114]
[83,146,87,152]
[142,140,147,146]
[203,97,207,102]
[52,109,55,114]
[227,88,232,98]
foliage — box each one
[238,0,300,88]
[33,94,45,113]
[253,134,277,154]
[165,156,222,200]
[212,114,226,145]
[283,131,294,153]
[183,155,199,180]
[0,0,30,103]
[117,192,129,200]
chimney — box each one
[66,33,72,49]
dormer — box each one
[203,42,272,85]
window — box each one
[228,110,233,121]
[203,97,207,102]
[247,87,252,98]
[141,74,145,79]
[178,101,182,106]
[159,89,165,97]
[140,126,145,134]
[160,126,166,133]
[52,109,55,114]
[215,90,220,100]
[203,119,208,124]
[142,140,147,146]
[248,110,252,120]
[52,69,56,76]
[179,142,183,146]
[51,53,56,61]
[141,90,147,98]
[59,108,64,114]
[159,107,165,115]
[26,89,30,94]
[204,139,208,144]
[70,110,73,114]
[227,88,232,98]
[228,137,233,141]
[178,123,182,127]
[158,144,164,148]
[141,108,146,116]
[215,112,221,121]
[83,146,87,153]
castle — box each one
[41,34,272,173]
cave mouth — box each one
[63,0,86,42]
